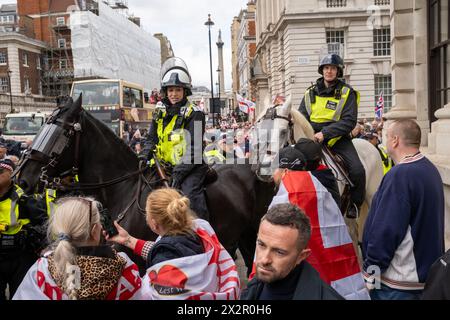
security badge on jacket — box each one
[325,101,338,111]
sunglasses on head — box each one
[58,197,102,226]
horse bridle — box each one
[17,107,150,222]
[253,105,296,181]
[14,108,83,193]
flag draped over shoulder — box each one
[270,171,370,300]
[140,219,240,300]
[236,93,256,114]
[12,252,143,300]
[375,91,384,119]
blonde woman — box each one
[13,197,142,300]
[107,188,240,300]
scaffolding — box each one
[41,1,101,97]
[41,0,133,98]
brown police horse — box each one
[16,96,275,273]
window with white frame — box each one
[58,38,66,48]
[36,56,41,69]
[59,59,67,69]
[375,75,392,112]
[0,52,6,64]
[56,17,65,26]
[326,29,345,56]
[23,52,28,66]
[0,77,9,93]
[24,78,30,93]
[373,28,391,56]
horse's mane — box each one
[291,109,315,140]
[81,110,139,164]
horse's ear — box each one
[281,95,292,113]
[73,93,82,110]
[66,93,82,121]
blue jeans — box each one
[370,284,422,300]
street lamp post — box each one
[204,14,215,127]
[6,69,13,113]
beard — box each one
[255,263,280,284]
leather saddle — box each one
[321,146,353,215]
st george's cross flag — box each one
[375,91,384,119]
[268,171,370,300]
[140,219,240,300]
[236,93,256,114]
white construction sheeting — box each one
[70,2,161,91]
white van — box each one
[2,112,47,143]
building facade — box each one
[388,0,450,248]
[17,0,85,97]
[0,32,53,115]
[234,1,257,101]
[0,4,19,33]
[154,33,175,66]
[253,0,391,117]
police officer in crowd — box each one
[298,53,365,219]
[0,159,47,299]
[140,57,209,220]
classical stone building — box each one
[388,0,450,248]
[253,0,391,117]
[154,33,175,65]
[232,1,256,100]
[0,32,54,116]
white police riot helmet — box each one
[160,57,192,96]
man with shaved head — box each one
[362,119,444,300]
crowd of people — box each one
[1,54,450,301]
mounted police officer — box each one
[298,53,365,219]
[0,159,47,299]
[140,57,209,220]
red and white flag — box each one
[140,219,240,300]
[236,93,256,114]
[268,171,369,300]
[375,91,384,119]
[13,252,143,300]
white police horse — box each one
[253,97,384,259]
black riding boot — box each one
[180,164,209,220]
[331,137,366,218]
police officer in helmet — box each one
[298,53,365,219]
[140,57,209,220]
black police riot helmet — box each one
[160,57,193,96]
[318,54,344,78]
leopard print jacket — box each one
[47,248,127,300]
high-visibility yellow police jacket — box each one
[304,84,360,147]
[0,185,29,235]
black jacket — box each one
[146,233,204,268]
[142,98,205,181]
[311,167,341,208]
[299,78,358,142]
[241,261,344,300]
[422,249,450,300]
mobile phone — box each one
[100,208,119,237]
